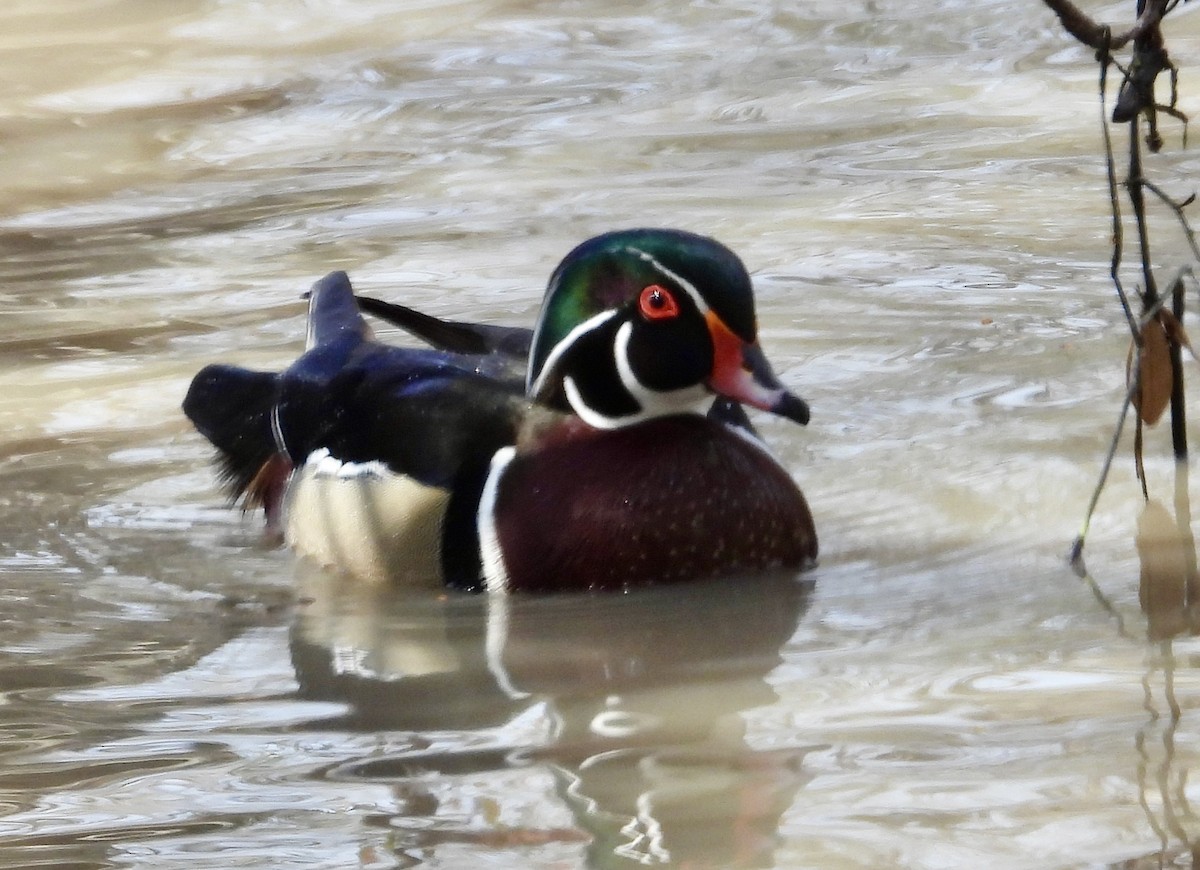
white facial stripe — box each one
[532,246,716,427]
[614,321,709,414]
[612,321,642,401]
[477,446,516,592]
[624,246,709,315]
[563,376,630,430]
[531,246,710,400]
[562,324,709,430]
[527,309,618,398]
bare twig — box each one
[1099,56,1142,339]
[1112,4,1172,128]
[1049,0,1194,566]
[1143,179,1200,260]
[1070,358,1139,573]
[1126,116,1159,306]
[1042,0,1168,52]
[1170,274,1188,459]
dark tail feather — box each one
[356,294,533,358]
[183,364,282,504]
[306,271,370,349]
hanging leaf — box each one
[1159,308,1198,361]
[1127,314,1173,426]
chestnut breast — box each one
[488,415,817,591]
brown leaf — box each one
[1128,315,1173,426]
[1159,308,1198,361]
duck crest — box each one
[528,229,757,388]
[184,229,818,592]
[528,229,751,406]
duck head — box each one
[527,228,809,429]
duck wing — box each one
[184,272,527,508]
[354,293,531,388]
[355,294,532,358]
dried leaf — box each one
[1159,308,1198,361]
[1127,315,1173,426]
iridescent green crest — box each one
[526,228,757,396]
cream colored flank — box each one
[284,449,449,585]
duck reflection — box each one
[1132,464,1200,864]
[289,563,813,867]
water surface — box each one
[3,1,1200,867]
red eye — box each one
[638,284,680,321]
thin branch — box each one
[1099,57,1142,339]
[1170,274,1188,459]
[1070,356,1140,573]
[1136,411,1148,497]
[1126,118,1158,306]
[1051,0,1194,554]
[1143,178,1200,260]
[1112,2,1172,125]
[1042,0,1167,52]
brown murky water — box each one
[4,1,1200,867]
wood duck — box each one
[184,228,817,592]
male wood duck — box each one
[184,228,817,592]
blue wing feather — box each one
[185,272,526,498]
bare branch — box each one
[1043,0,1114,49]
[1070,355,1139,573]
[1144,179,1200,260]
[1100,60,1141,338]
[1042,0,1168,51]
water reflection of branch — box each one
[1158,648,1187,837]
[1136,667,1170,855]
[1077,565,1137,641]
[1138,639,1194,861]
[1174,462,1200,632]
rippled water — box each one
[5,1,1200,867]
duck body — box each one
[483,414,814,591]
[184,229,817,592]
